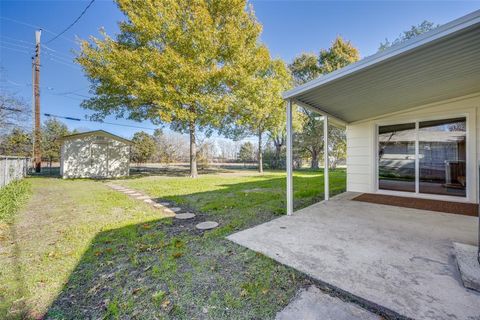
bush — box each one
[0,179,30,223]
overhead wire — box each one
[0,45,31,55]
[0,16,76,44]
[44,113,157,131]
[45,0,96,44]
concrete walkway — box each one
[276,286,381,320]
[228,192,480,320]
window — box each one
[378,117,466,197]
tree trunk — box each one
[272,135,284,169]
[311,150,319,169]
[189,121,198,178]
[258,131,263,173]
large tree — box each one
[288,53,321,86]
[42,118,70,165]
[289,36,359,168]
[131,131,156,164]
[238,141,254,167]
[223,58,291,173]
[77,0,264,177]
[379,20,437,51]
[0,128,32,157]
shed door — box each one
[91,143,109,178]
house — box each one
[60,130,132,179]
[282,9,480,213]
[226,10,480,320]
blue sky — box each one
[1,0,479,139]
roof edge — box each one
[283,9,480,100]
[60,130,133,144]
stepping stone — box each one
[163,208,176,216]
[153,204,163,209]
[144,199,154,204]
[130,193,143,196]
[195,221,219,230]
[136,196,150,200]
[170,207,182,212]
[175,213,196,220]
[159,202,170,206]
[123,190,136,194]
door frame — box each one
[373,108,476,203]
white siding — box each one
[61,133,130,179]
[346,93,480,203]
[346,122,374,193]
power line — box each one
[0,40,32,50]
[0,45,31,55]
[0,106,23,112]
[41,44,74,59]
[44,112,157,131]
[0,16,76,44]
[45,0,96,44]
[0,35,33,45]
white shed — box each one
[60,130,132,179]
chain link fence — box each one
[0,156,30,188]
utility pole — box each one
[33,30,41,172]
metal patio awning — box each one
[283,10,480,124]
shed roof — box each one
[60,130,133,145]
[283,10,480,124]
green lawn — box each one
[0,169,346,319]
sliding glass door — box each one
[378,123,416,192]
[419,118,466,197]
[378,117,466,198]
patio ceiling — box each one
[283,10,480,124]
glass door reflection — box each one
[378,123,416,192]
[419,118,466,197]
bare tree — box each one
[0,92,31,137]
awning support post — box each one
[324,115,329,201]
[286,99,293,215]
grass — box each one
[0,180,31,223]
[0,169,346,319]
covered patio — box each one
[229,10,480,319]
[228,193,480,319]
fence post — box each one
[3,157,7,188]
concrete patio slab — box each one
[228,192,480,320]
[276,286,381,320]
